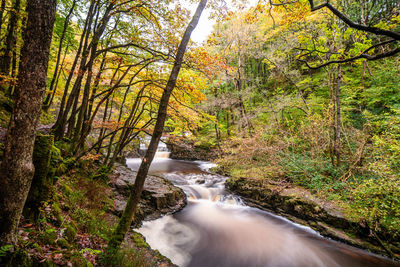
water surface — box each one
[126,158,397,267]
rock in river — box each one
[111,163,186,227]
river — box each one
[126,157,398,267]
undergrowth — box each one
[217,113,400,239]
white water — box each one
[126,153,396,267]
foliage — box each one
[205,2,400,239]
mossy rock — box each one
[38,229,58,246]
[57,238,69,249]
[65,224,77,243]
[70,252,92,267]
[31,243,43,254]
[54,139,72,157]
[8,249,32,267]
[52,201,64,225]
[132,232,150,248]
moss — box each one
[132,232,150,248]
[42,260,58,267]
[91,165,111,181]
[70,252,91,267]
[39,110,56,125]
[52,201,64,225]
[91,172,109,181]
[31,243,43,254]
[154,249,173,264]
[24,135,56,220]
[63,158,76,169]
[49,145,63,177]
[65,224,77,243]
[8,249,32,267]
[56,238,69,249]
[38,229,58,246]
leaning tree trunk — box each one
[0,0,57,246]
[106,0,208,257]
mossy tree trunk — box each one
[106,0,208,258]
[0,0,57,246]
[23,135,55,221]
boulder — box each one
[111,163,186,227]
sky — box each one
[181,0,259,44]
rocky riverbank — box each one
[166,135,218,161]
[111,163,187,227]
[225,177,400,260]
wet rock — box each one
[166,136,217,161]
[124,150,141,158]
[111,163,186,227]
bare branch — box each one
[298,39,400,69]
[307,0,400,40]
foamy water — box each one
[126,158,397,267]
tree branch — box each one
[307,0,400,40]
[298,39,399,69]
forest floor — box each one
[0,90,185,266]
[2,159,182,266]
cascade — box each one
[124,158,396,267]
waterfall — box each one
[140,136,171,158]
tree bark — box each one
[106,0,208,256]
[0,0,6,37]
[0,0,21,76]
[52,0,96,140]
[0,0,56,246]
[335,64,342,166]
[43,0,77,111]
[23,135,55,221]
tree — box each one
[106,0,208,256]
[262,0,399,68]
[0,0,57,246]
[300,0,400,68]
[0,0,21,77]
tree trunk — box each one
[335,64,342,166]
[0,0,56,246]
[43,0,77,111]
[0,0,6,37]
[23,135,55,221]
[106,0,207,256]
[47,43,69,110]
[329,71,335,166]
[52,0,96,140]
[0,0,21,76]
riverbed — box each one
[126,157,397,267]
